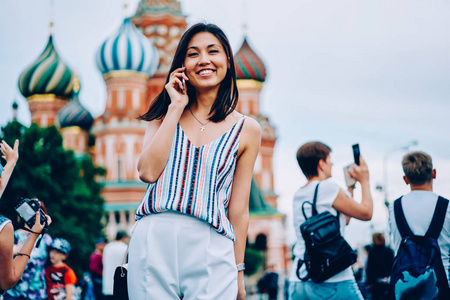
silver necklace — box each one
[188,106,210,132]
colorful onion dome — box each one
[18,35,76,98]
[96,18,159,77]
[58,81,94,130]
[135,0,183,15]
[234,37,267,82]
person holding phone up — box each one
[0,140,52,295]
[130,23,261,300]
[289,141,373,300]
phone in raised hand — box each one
[352,144,360,165]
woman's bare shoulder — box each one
[242,115,261,134]
[239,115,261,150]
[229,111,259,130]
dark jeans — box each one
[370,282,390,300]
[91,274,103,300]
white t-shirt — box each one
[102,241,128,295]
[389,191,450,280]
[289,179,354,283]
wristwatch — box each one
[236,263,245,272]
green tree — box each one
[244,247,264,276]
[0,121,105,277]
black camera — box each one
[14,198,47,229]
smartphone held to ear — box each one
[181,64,186,92]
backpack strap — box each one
[424,196,449,239]
[311,183,320,216]
[394,196,414,238]
[301,183,320,219]
[309,182,340,225]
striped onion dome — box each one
[96,18,159,77]
[135,0,183,15]
[58,81,94,130]
[234,37,267,82]
[18,35,75,98]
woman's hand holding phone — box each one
[165,67,189,110]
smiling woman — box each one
[184,32,230,94]
[130,23,261,300]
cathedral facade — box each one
[16,0,288,272]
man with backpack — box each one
[389,151,450,299]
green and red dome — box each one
[18,35,76,98]
[234,38,266,82]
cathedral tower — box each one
[234,37,277,207]
[94,17,159,238]
[234,37,287,272]
[132,0,188,104]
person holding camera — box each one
[4,200,53,300]
[288,141,373,300]
[0,140,52,295]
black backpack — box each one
[296,183,357,283]
[390,196,450,300]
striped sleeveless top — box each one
[136,116,246,242]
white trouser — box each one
[128,212,238,300]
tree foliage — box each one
[244,247,264,276]
[0,121,105,277]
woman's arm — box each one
[228,118,261,300]
[137,107,183,183]
[0,212,49,291]
[332,157,373,221]
[138,68,189,183]
[0,139,19,198]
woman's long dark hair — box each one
[138,23,239,123]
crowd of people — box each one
[1,21,449,300]
[286,142,450,300]
[0,139,131,300]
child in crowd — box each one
[45,238,77,300]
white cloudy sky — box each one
[1,0,450,247]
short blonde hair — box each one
[402,151,433,185]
